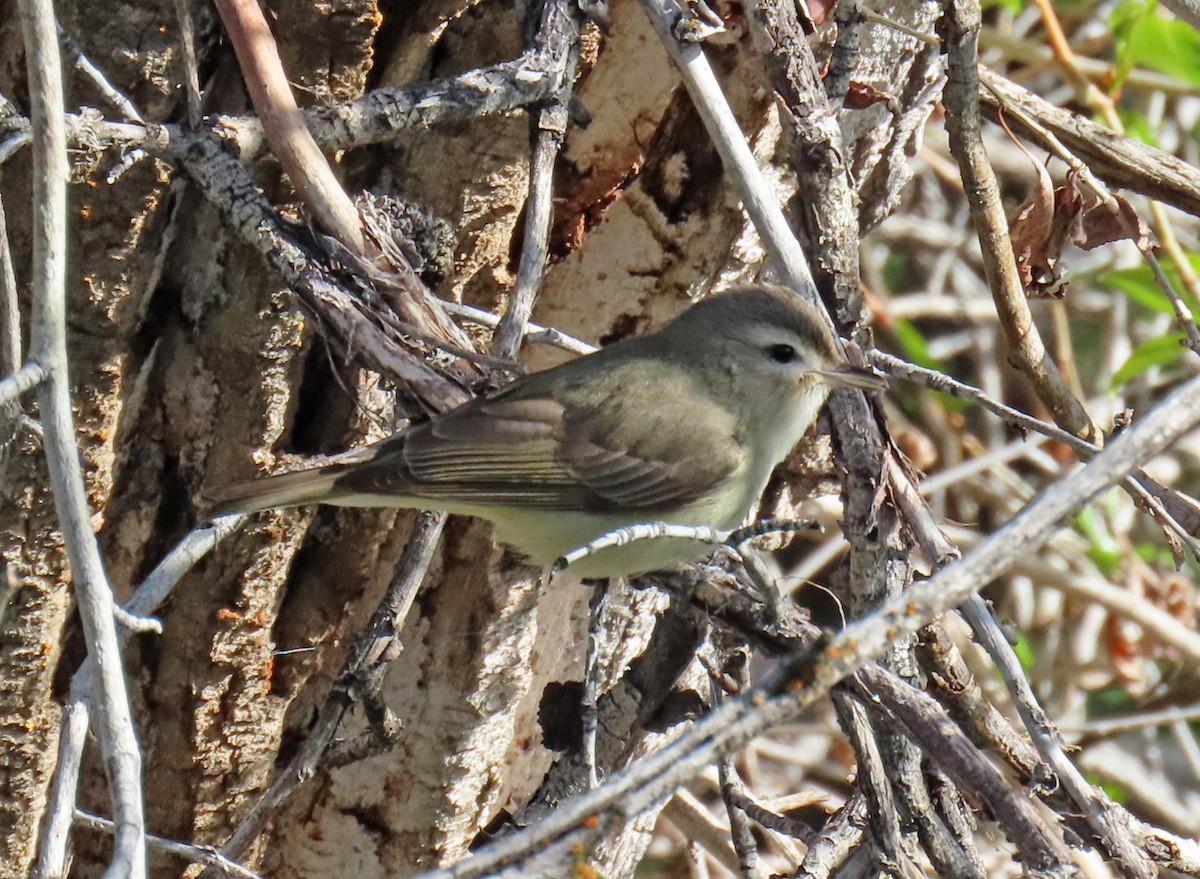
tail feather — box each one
[200,466,343,519]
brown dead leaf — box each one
[844,81,895,110]
[1010,168,1155,299]
[1071,185,1153,253]
[1009,153,1070,299]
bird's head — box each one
[658,285,884,415]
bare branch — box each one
[215,0,365,253]
[638,0,821,311]
[58,23,145,124]
[960,597,1155,879]
[978,68,1200,221]
[37,517,245,879]
[491,0,580,358]
[941,0,1095,441]
[0,361,47,407]
[871,350,1200,559]
[73,811,264,879]
[18,0,145,874]
[177,136,473,410]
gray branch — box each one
[17,0,145,876]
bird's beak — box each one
[818,364,887,391]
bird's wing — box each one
[331,364,745,513]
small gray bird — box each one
[202,285,883,576]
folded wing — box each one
[333,364,744,514]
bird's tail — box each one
[199,465,343,519]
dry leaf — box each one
[843,80,894,110]
[1011,169,1155,299]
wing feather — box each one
[332,360,745,513]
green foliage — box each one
[1097,253,1200,317]
[1111,0,1200,88]
[883,249,919,294]
[1111,332,1188,388]
[1116,108,1160,147]
[1087,771,1132,804]
[1099,266,1176,316]
[891,319,969,414]
[1087,685,1138,718]
[1076,502,1122,576]
[983,0,1026,13]
[1010,631,1036,673]
[893,318,940,370]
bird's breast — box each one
[739,384,831,510]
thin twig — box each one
[0,360,47,407]
[0,197,15,379]
[0,188,20,458]
[859,669,1077,873]
[941,0,1095,441]
[711,652,766,879]
[441,299,596,355]
[977,68,1200,220]
[58,23,145,123]
[582,577,607,790]
[794,798,868,879]
[870,349,1200,559]
[178,136,473,410]
[833,693,910,875]
[36,516,246,879]
[748,0,862,325]
[638,0,822,316]
[662,790,743,874]
[8,35,566,167]
[978,30,1200,97]
[491,0,579,358]
[981,72,1200,357]
[19,0,146,875]
[171,0,202,127]
[960,595,1155,879]
[73,811,264,879]
[1066,702,1200,740]
[215,0,365,253]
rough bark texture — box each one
[0,0,939,875]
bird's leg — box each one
[581,576,609,789]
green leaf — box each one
[893,318,939,370]
[1117,108,1160,147]
[1113,0,1200,87]
[1096,253,1200,316]
[1112,333,1188,388]
[1076,505,1122,576]
[1087,686,1137,719]
[1086,771,1131,804]
[886,320,969,414]
[882,250,914,294]
[1011,632,1036,673]
[1098,265,1175,315]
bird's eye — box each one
[768,343,797,364]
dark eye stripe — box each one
[768,344,797,364]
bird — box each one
[201,284,883,576]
